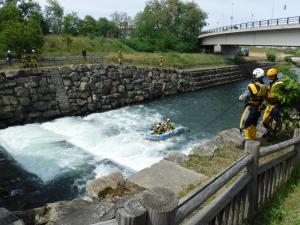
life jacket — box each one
[246,82,268,106]
[267,79,284,104]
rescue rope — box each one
[188,100,239,133]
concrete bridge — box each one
[198,16,300,57]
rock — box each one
[33,102,48,111]
[189,128,243,156]
[87,172,123,199]
[79,82,89,91]
[135,95,144,102]
[214,128,242,145]
[5,71,19,78]
[164,151,189,165]
[19,97,31,106]
[70,72,80,81]
[128,160,207,195]
[24,81,38,89]
[86,172,144,202]
[118,85,125,93]
[189,139,219,156]
[1,96,18,105]
[0,208,24,225]
[15,87,29,97]
[34,199,115,225]
[59,66,72,74]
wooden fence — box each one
[96,128,300,225]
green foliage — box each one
[275,65,300,128]
[0,1,44,57]
[45,0,64,34]
[97,17,119,38]
[266,51,277,62]
[63,12,81,36]
[132,0,207,52]
[295,50,300,57]
[121,38,155,52]
[42,35,134,56]
[284,56,293,64]
[62,34,73,50]
[81,15,97,36]
[283,47,297,55]
[255,167,300,225]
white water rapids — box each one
[0,105,197,183]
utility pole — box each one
[271,0,275,19]
[231,2,234,26]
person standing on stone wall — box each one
[21,50,30,68]
[5,50,12,66]
[82,49,87,62]
[31,49,38,67]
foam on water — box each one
[41,105,186,174]
[0,124,94,182]
[0,105,194,183]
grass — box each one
[41,35,135,57]
[254,166,300,225]
[183,143,245,177]
[40,35,231,70]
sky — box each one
[37,0,300,29]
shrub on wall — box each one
[266,52,276,62]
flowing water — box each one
[0,79,257,209]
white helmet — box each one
[252,68,265,79]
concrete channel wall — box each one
[0,64,271,129]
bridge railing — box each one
[201,16,300,34]
[98,128,300,225]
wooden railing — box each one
[95,128,300,225]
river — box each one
[1,66,298,210]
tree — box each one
[45,0,64,34]
[0,20,44,56]
[111,11,132,38]
[97,17,119,37]
[0,1,44,57]
[275,65,300,128]
[0,3,21,30]
[82,15,97,36]
[63,12,81,35]
[133,0,207,51]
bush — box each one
[283,47,297,55]
[266,52,276,62]
[121,38,155,52]
[295,50,300,57]
[284,56,293,64]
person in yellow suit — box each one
[262,68,284,137]
[239,68,268,148]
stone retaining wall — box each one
[0,64,269,128]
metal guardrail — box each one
[201,16,300,34]
[0,55,114,70]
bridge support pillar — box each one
[219,45,239,59]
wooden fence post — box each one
[245,140,260,224]
[116,197,147,225]
[142,187,178,225]
[293,128,300,165]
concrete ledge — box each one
[128,159,207,195]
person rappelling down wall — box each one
[238,68,268,148]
